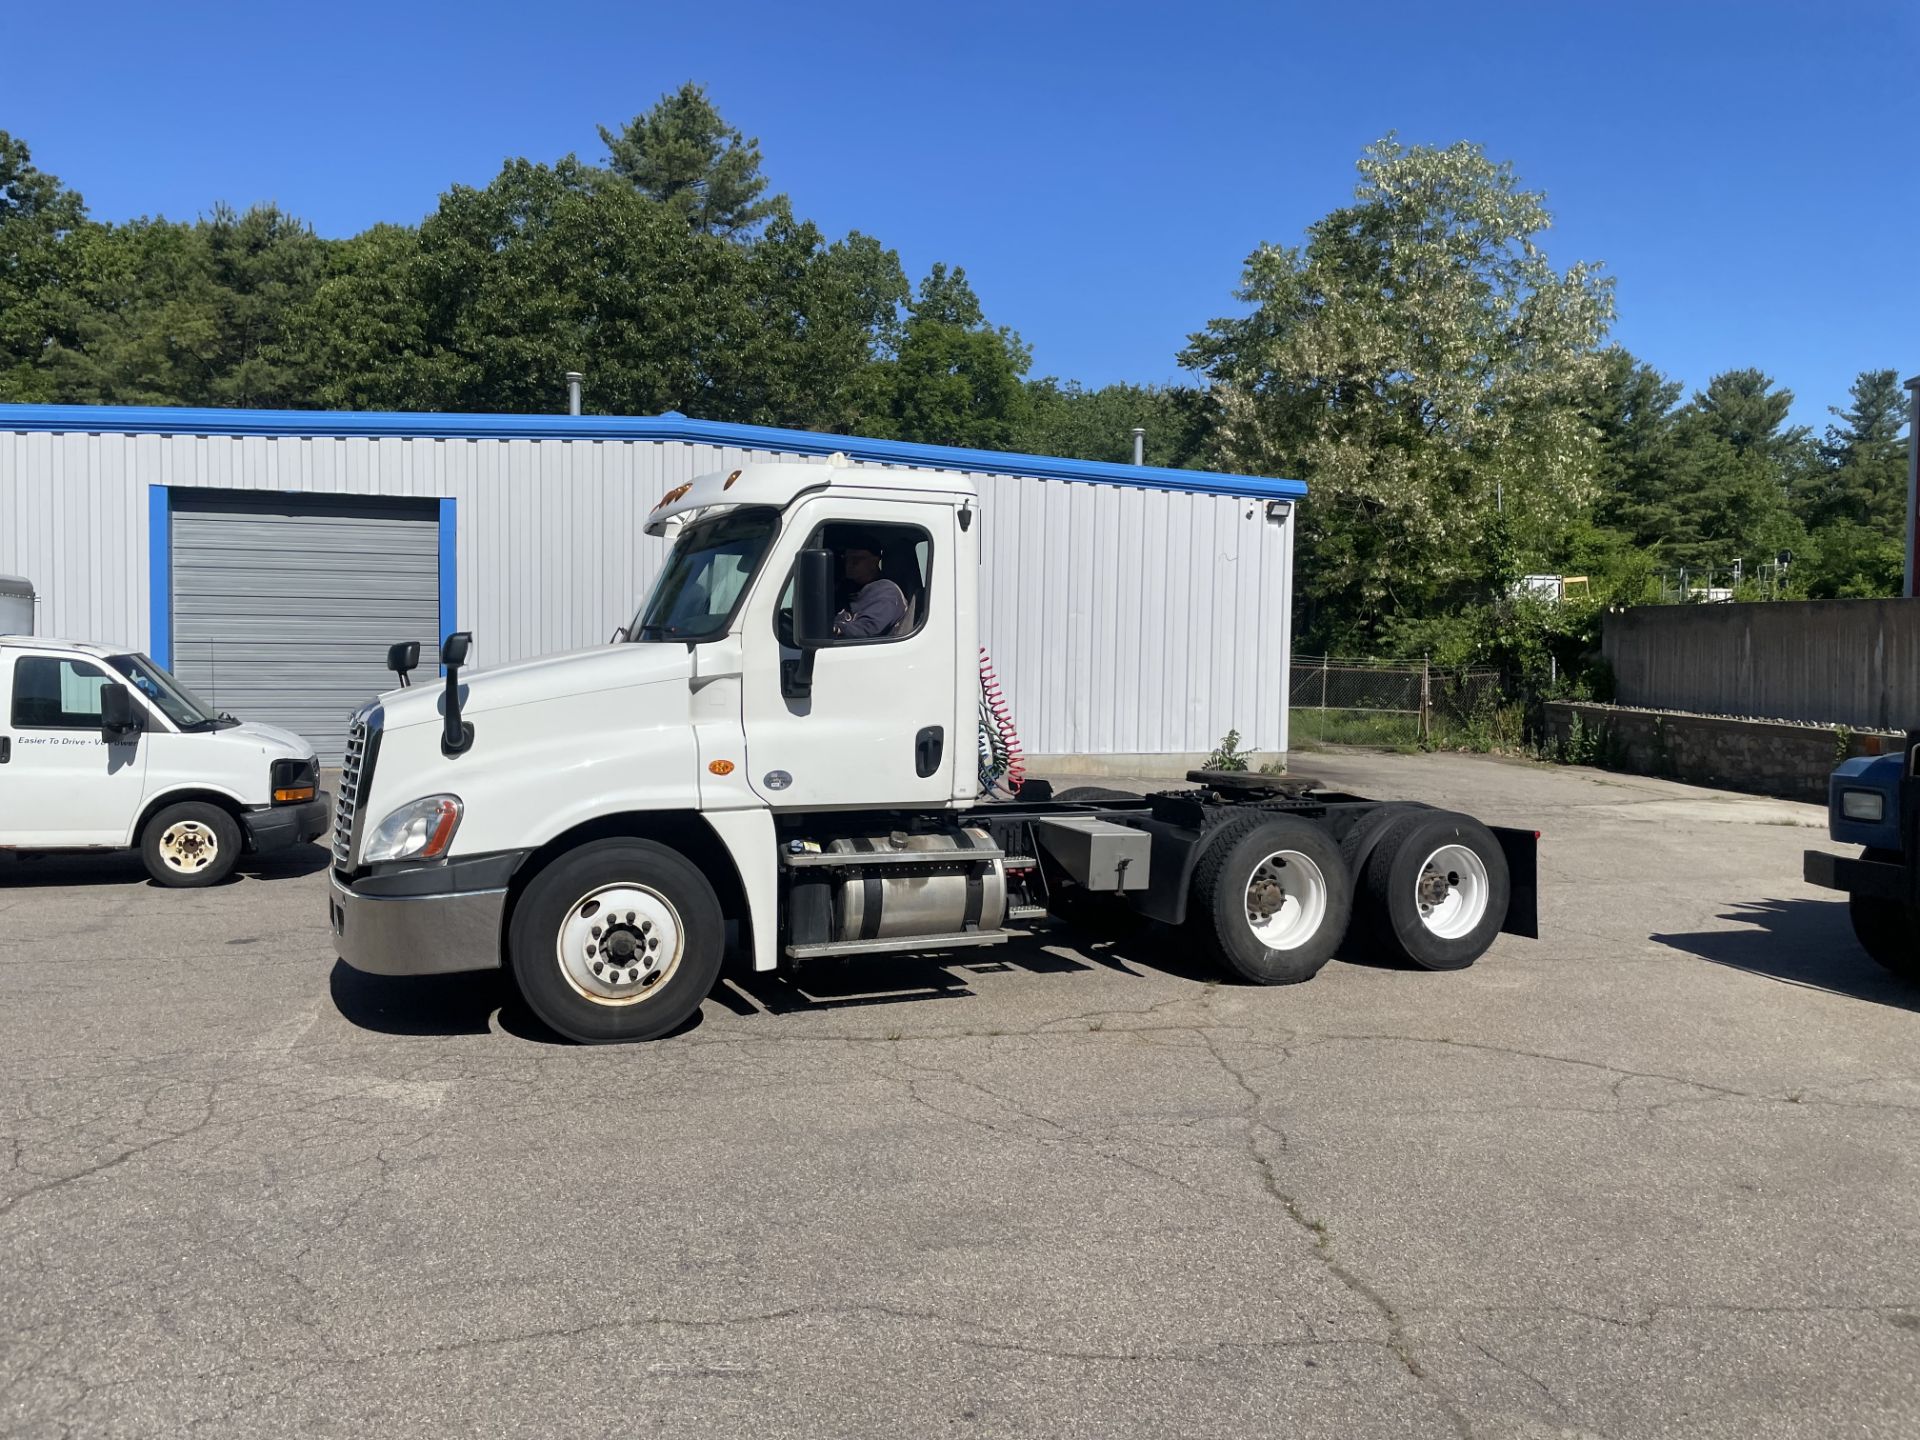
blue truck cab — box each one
[1804,747,1918,980]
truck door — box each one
[740,498,957,809]
[0,653,150,847]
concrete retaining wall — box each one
[1602,600,1920,731]
[1543,701,1901,801]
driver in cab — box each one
[831,531,907,639]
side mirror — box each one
[386,640,420,687]
[440,631,474,757]
[100,685,144,743]
[782,549,836,703]
[792,548,836,650]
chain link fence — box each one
[1289,656,1507,748]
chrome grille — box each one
[332,712,371,869]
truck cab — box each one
[1805,744,1918,980]
[330,459,1537,1043]
[0,636,328,886]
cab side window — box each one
[10,657,111,729]
[776,521,933,647]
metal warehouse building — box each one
[0,405,1303,764]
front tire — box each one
[141,802,241,888]
[509,839,724,1044]
[1849,850,1920,982]
[1191,815,1352,984]
[1358,811,1510,970]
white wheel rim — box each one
[1243,849,1328,951]
[159,820,219,874]
[1416,843,1490,940]
[556,884,685,1006]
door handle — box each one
[914,726,944,778]
[0,737,9,763]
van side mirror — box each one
[440,632,471,668]
[386,641,420,687]
[792,549,836,650]
[100,685,143,743]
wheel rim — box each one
[158,820,219,874]
[555,883,685,1007]
[1243,849,1328,951]
[1414,843,1490,940]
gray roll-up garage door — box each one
[170,493,440,764]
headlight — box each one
[1841,790,1885,823]
[362,794,463,864]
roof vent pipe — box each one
[1130,427,1145,466]
[565,371,584,417]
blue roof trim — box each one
[0,403,1307,501]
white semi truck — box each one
[329,459,1537,1043]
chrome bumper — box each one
[329,870,506,977]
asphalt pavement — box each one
[1,750,1915,1438]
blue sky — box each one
[10,0,1914,429]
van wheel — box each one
[509,839,724,1044]
[1359,812,1510,970]
[141,802,241,887]
[1191,815,1352,984]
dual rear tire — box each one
[1189,809,1510,984]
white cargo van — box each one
[1,636,329,886]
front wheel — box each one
[508,839,724,1044]
[1190,815,1352,984]
[141,802,241,887]
[1849,851,1920,982]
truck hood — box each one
[219,720,315,758]
[374,643,694,731]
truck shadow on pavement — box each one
[329,927,1222,1043]
[1651,898,1920,1013]
[0,844,332,888]
[327,960,575,1043]
[715,927,1220,1019]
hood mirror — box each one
[387,641,420,687]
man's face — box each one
[843,548,880,585]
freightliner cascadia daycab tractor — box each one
[328,460,1538,1043]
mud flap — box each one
[1492,825,1539,939]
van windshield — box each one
[632,508,780,643]
[106,653,229,731]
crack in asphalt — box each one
[1196,1030,1476,1440]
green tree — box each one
[1810,368,1907,529]
[0,131,92,401]
[599,82,777,239]
[1015,379,1214,467]
[1183,136,1614,651]
[1586,347,1680,539]
[877,264,1031,449]
[58,204,329,408]
[1792,368,1909,597]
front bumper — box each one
[246,797,331,853]
[1804,849,1906,903]
[329,852,520,976]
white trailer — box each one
[328,459,1537,1043]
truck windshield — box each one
[106,653,229,731]
[633,507,780,643]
